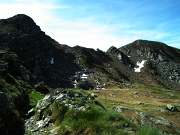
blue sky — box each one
[1,0,180,51]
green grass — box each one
[29,90,44,108]
[40,98,136,135]
[31,88,136,134]
[142,85,180,99]
[136,127,165,135]
[67,88,89,95]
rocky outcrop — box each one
[24,89,98,135]
[107,46,132,66]
[111,39,180,90]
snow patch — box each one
[50,57,54,64]
[118,54,122,59]
[134,60,146,72]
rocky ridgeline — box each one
[24,89,97,135]
[1,14,180,90]
[106,40,180,90]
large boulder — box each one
[79,81,94,90]
[36,95,52,112]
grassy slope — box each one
[31,88,137,135]
[88,86,180,134]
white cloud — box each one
[0,1,68,26]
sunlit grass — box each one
[29,90,44,108]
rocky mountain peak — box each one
[7,14,40,32]
[119,40,179,63]
[107,46,120,55]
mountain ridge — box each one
[1,14,180,90]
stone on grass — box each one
[166,104,179,112]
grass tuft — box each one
[137,127,165,135]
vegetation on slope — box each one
[0,50,45,134]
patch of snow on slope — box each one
[134,60,146,72]
[50,57,54,64]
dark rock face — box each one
[0,92,7,114]
[1,14,80,88]
[107,46,132,66]
[79,80,94,90]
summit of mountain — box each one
[107,39,180,90]
[119,39,180,63]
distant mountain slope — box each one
[107,40,180,90]
[1,14,180,90]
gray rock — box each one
[91,93,97,98]
[55,94,64,100]
[176,103,180,107]
[153,107,167,113]
[79,81,94,90]
[68,104,75,109]
[153,117,173,127]
[36,95,52,111]
[82,96,88,101]
[66,91,75,98]
[78,106,86,111]
[35,116,50,129]
[138,102,144,105]
[134,92,138,95]
[141,119,151,127]
[113,105,130,113]
[74,93,82,97]
[169,94,174,97]
[139,112,150,119]
[166,104,179,112]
